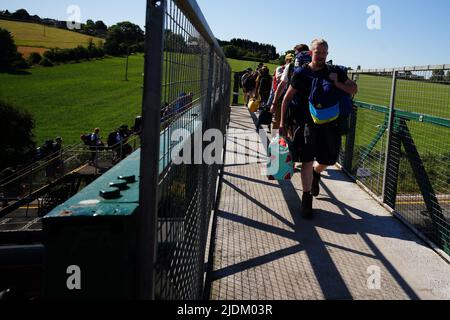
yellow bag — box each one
[248,98,260,113]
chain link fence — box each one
[341,65,450,255]
[139,0,231,300]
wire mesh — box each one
[393,68,450,253]
[345,67,450,255]
[153,0,230,300]
[348,72,393,197]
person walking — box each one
[279,39,358,219]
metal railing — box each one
[0,134,141,217]
[340,64,450,255]
[138,0,231,299]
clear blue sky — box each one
[3,0,450,69]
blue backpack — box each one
[332,65,353,117]
[294,51,312,69]
[308,65,353,124]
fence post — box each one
[382,70,401,208]
[137,0,165,300]
[343,72,358,173]
[95,147,99,175]
[197,44,215,299]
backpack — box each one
[259,74,272,94]
[284,51,313,86]
[258,106,273,126]
[242,72,257,91]
[107,131,119,147]
[308,65,353,125]
[80,134,91,146]
[41,140,55,156]
[294,51,312,69]
[332,65,353,117]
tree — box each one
[83,19,96,35]
[164,29,187,52]
[218,37,280,61]
[0,28,19,71]
[0,100,36,171]
[12,9,30,20]
[223,45,239,59]
[104,22,144,55]
[95,20,108,32]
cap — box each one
[285,53,295,61]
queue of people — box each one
[81,119,142,165]
[243,39,358,220]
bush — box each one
[0,100,36,171]
[43,44,105,64]
[73,46,89,61]
[10,52,29,69]
[28,52,42,65]
[0,28,22,71]
[40,57,53,67]
[89,46,105,59]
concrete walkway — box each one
[207,104,450,300]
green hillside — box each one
[227,58,280,105]
[0,55,279,145]
[0,19,105,49]
[0,55,143,146]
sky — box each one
[2,0,450,69]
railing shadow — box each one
[207,105,421,300]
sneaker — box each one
[301,192,314,220]
[311,169,321,197]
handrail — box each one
[354,101,450,128]
[0,142,84,185]
[174,0,227,60]
[349,64,450,73]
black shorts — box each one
[293,121,342,166]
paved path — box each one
[207,104,450,300]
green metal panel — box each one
[44,150,140,219]
[43,150,141,299]
[355,101,450,128]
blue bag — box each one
[308,65,353,124]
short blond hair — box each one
[310,39,329,50]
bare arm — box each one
[336,79,358,95]
[280,85,297,128]
[330,73,358,95]
[270,80,287,113]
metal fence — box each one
[340,65,450,256]
[138,0,231,300]
[0,134,141,219]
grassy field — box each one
[227,58,279,74]
[353,74,450,152]
[0,19,105,50]
[227,58,280,105]
[0,50,447,157]
[0,55,267,146]
[350,74,450,194]
[0,55,144,146]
